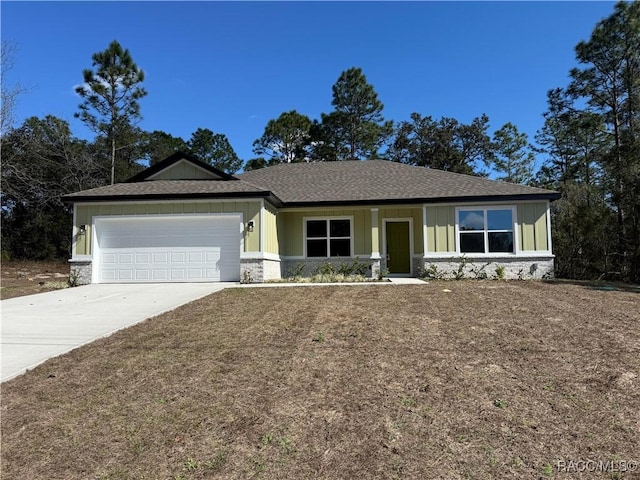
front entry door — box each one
[386,222,411,274]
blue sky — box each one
[2,1,615,170]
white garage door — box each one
[94,215,241,283]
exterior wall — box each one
[264,202,279,255]
[278,208,373,257]
[425,206,456,253]
[278,205,423,258]
[240,257,282,283]
[71,199,554,283]
[149,161,220,180]
[425,201,550,254]
[517,203,549,251]
[379,206,424,255]
[417,256,555,280]
[69,259,92,285]
[73,200,261,257]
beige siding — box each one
[278,208,374,257]
[74,200,261,256]
[278,206,421,257]
[264,203,279,255]
[426,206,456,253]
[150,161,220,180]
[517,203,549,251]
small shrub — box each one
[453,255,468,280]
[287,262,305,278]
[313,262,335,276]
[376,267,389,281]
[241,270,254,284]
[494,264,506,280]
[418,264,444,280]
[68,270,80,287]
[469,262,489,280]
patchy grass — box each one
[0,260,70,300]
[1,282,639,479]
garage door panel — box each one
[152,270,168,280]
[97,216,240,283]
[135,270,151,281]
[170,270,185,280]
[153,252,169,263]
[171,252,186,263]
[118,269,134,281]
[188,252,204,263]
[135,253,151,263]
[119,253,134,264]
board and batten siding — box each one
[425,206,456,253]
[517,203,548,252]
[278,206,423,257]
[263,203,279,255]
[425,202,550,254]
[379,207,424,255]
[74,201,261,256]
[278,209,372,257]
[149,161,217,180]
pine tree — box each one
[75,40,147,184]
[314,67,392,160]
[492,122,535,184]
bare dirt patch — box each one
[1,282,639,479]
[0,260,70,300]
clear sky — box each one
[2,1,616,170]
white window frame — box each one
[303,216,354,258]
[455,206,517,256]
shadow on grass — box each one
[543,278,640,293]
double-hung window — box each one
[458,208,515,254]
[306,218,351,257]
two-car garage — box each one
[92,215,241,283]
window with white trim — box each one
[458,208,514,254]
[306,218,351,257]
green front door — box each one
[386,222,411,274]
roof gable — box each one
[127,152,238,182]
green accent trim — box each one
[386,222,411,274]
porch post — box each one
[371,208,381,278]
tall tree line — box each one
[2,2,639,284]
[1,40,243,260]
[535,1,640,282]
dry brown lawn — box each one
[1,282,639,479]
[0,260,70,300]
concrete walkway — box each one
[1,283,232,382]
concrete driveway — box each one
[1,283,232,382]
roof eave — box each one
[281,192,561,208]
[62,191,276,204]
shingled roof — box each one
[62,180,273,202]
[63,159,559,205]
[238,160,559,206]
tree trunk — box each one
[111,134,116,185]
